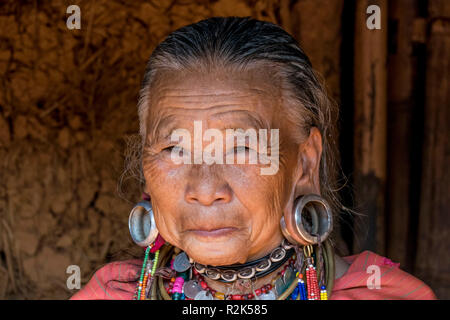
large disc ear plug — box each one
[280,194,333,245]
[128,200,159,247]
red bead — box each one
[200,281,208,290]
[255,289,261,296]
[232,295,242,300]
[261,287,267,294]
[281,270,285,276]
[266,284,272,290]
[248,293,254,299]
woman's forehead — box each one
[147,68,284,125]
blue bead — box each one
[301,291,306,300]
[299,284,307,300]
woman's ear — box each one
[294,127,322,197]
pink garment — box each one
[70,250,436,300]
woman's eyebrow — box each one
[209,110,270,131]
[146,115,181,146]
[146,109,271,146]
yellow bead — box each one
[215,292,225,300]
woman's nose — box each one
[184,166,232,206]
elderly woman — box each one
[71,17,435,300]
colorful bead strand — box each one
[172,277,184,300]
[140,266,150,300]
[291,286,299,300]
[145,249,160,300]
[137,246,151,300]
[306,262,320,300]
[320,285,328,300]
[151,250,159,276]
[135,247,160,300]
[295,273,307,300]
[143,262,153,298]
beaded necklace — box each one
[168,256,296,300]
[133,241,333,300]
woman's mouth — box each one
[188,227,238,238]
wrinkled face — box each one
[142,66,321,266]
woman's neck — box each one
[201,260,289,296]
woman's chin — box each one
[182,236,249,266]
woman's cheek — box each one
[145,157,184,187]
[224,164,274,207]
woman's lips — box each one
[188,227,238,238]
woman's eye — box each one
[162,146,175,152]
[234,146,251,153]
